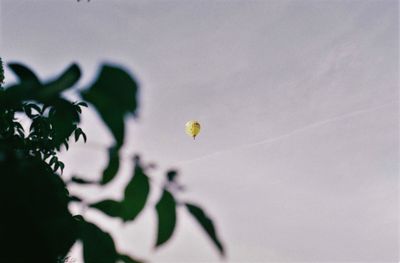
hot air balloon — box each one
[185,120,201,139]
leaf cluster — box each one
[0,60,224,262]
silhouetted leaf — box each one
[70,176,97,185]
[49,156,58,166]
[90,200,123,218]
[81,131,87,142]
[80,221,118,263]
[0,57,4,85]
[74,129,80,142]
[58,161,65,174]
[5,64,80,106]
[69,195,82,202]
[89,162,150,222]
[24,103,42,118]
[101,146,120,185]
[185,203,225,256]
[76,101,88,107]
[74,128,86,143]
[8,63,41,84]
[13,121,24,132]
[53,162,60,173]
[2,83,38,107]
[122,163,150,221]
[166,170,178,183]
[81,65,138,148]
[73,215,84,222]
[74,104,82,113]
[16,127,25,137]
[50,98,80,146]
[48,106,56,117]
[40,104,49,114]
[37,64,81,101]
[63,140,69,150]
[155,189,176,247]
[118,254,144,263]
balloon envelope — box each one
[185,121,201,139]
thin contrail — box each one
[177,101,396,165]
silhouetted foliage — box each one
[186,203,225,256]
[90,157,150,222]
[82,65,138,149]
[0,58,4,85]
[155,189,177,247]
[0,59,225,262]
[101,146,120,185]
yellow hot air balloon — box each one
[185,120,201,139]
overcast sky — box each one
[1,0,399,262]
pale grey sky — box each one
[1,0,399,262]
